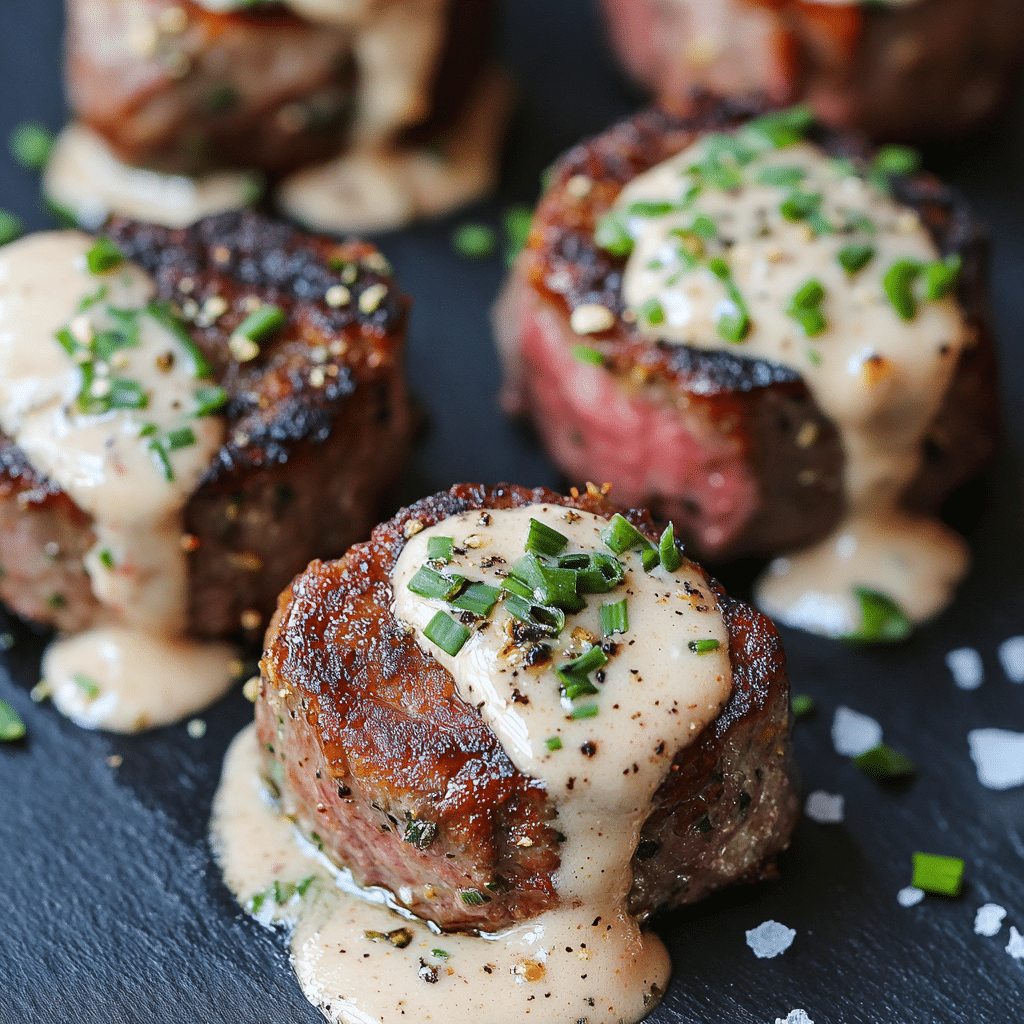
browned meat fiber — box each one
[601,0,1024,139]
[257,482,800,934]
[0,210,416,641]
[498,96,999,564]
[65,0,496,175]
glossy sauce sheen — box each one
[0,231,234,730]
[214,505,733,1024]
[619,139,969,635]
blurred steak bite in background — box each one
[47,0,506,232]
[601,0,1024,139]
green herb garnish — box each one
[459,889,490,906]
[147,301,213,378]
[0,699,26,742]
[452,222,497,260]
[558,551,624,593]
[194,385,228,416]
[923,254,961,300]
[687,639,721,654]
[233,303,285,343]
[602,513,658,569]
[85,237,124,274]
[594,210,633,257]
[544,736,563,751]
[0,209,23,246]
[570,704,599,720]
[73,673,100,699]
[423,611,470,656]
[786,278,828,337]
[9,122,53,169]
[403,817,438,850]
[658,523,682,572]
[639,297,665,326]
[756,165,808,188]
[707,257,751,342]
[526,518,569,557]
[837,244,875,275]
[790,694,816,718]
[431,948,451,959]
[502,593,565,636]
[98,549,115,570]
[451,582,500,618]
[601,598,628,637]
[426,536,454,563]
[854,743,916,780]
[911,852,964,897]
[408,566,466,602]
[844,587,913,643]
[504,204,533,266]
[742,105,814,151]
[883,260,922,321]
[572,345,604,366]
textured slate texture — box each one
[1,1,1023,1022]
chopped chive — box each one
[557,671,599,702]
[883,260,922,321]
[790,694,815,718]
[708,257,751,342]
[658,523,682,572]
[234,304,285,342]
[844,587,913,643]
[147,301,213,378]
[626,200,677,218]
[873,144,921,179]
[431,948,451,959]
[641,545,661,572]
[687,639,721,654]
[924,254,961,300]
[559,551,624,593]
[789,307,828,338]
[0,209,23,246]
[426,536,454,563]
[98,549,115,570]
[756,165,807,187]
[780,190,830,235]
[9,122,53,169]
[458,888,490,906]
[451,582,500,618]
[73,672,100,699]
[572,345,604,366]
[55,326,77,356]
[602,513,649,555]
[511,554,584,612]
[423,611,470,656]
[504,204,533,266]
[108,379,148,410]
[837,244,875,275]
[165,426,195,450]
[0,699,26,742]
[526,518,569,557]
[296,875,315,896]
[500,575,533,601]
[854,743,916,780]
[452,222,496,260]
[807,348,823,367]
[562,645,609,677]
[502,592,565,636]
[911,852,964,897]
[594,210,633,257]
[570,704,599,720]
[639,298,665,326]
[742,105,814,150]
[789,279,825,310]
[148,440,174,482]
[139,423,158,437]
[408,566,466,602]
[85,236,124,274]
[601,598,628,636]
[194,385,228,416]
[544,736,563,751]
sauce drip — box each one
[0,232,234,731]
[617,133,969,636]
[213,505,733,1023]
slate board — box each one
[2,2,1024,1022]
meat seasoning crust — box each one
[257,483,800,933]
[500,95,999,563]
[0,211,415,640]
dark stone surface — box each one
[1,1,1023,1023]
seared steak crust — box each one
[502,96,999,562]
[257,482,799,933]
[0,211,415,640]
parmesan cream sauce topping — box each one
[617,135,970,637]
[212,504,733,1024]
[0,232,234,731]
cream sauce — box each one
[43,123,262,231]
[213,504,733,1023]
[618,136,969,637]
[0,232,234,730]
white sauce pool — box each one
[213,504,734,1024]
[0,232,234,731]
[618,133,970,636]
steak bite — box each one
[0,211,415,728]
[601,0,1024,139]
[257,482,799,933]
[497,97,998,636]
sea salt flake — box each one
[945,647,984,690]
[974,903,1007,937]
[897,886,925,907]
[775,1012,813,1024]
[804,790,844,824]
[998,636,1024,683]
[832,706,883,757]
[1006,926,1024,961]
[968,729,1024,790]
[746,920,796,959]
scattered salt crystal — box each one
[967,729,1024,790]
[1006,926,1024,961]
[897,886,925,907]
[974,903,1007,937]
[775,1013,813,1024]
[804,791,844,824]
[186,718,207,739]
[832,706,883,757]
[945,647,984,690]
[998,637,1024,683]
[745,920,796,959]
